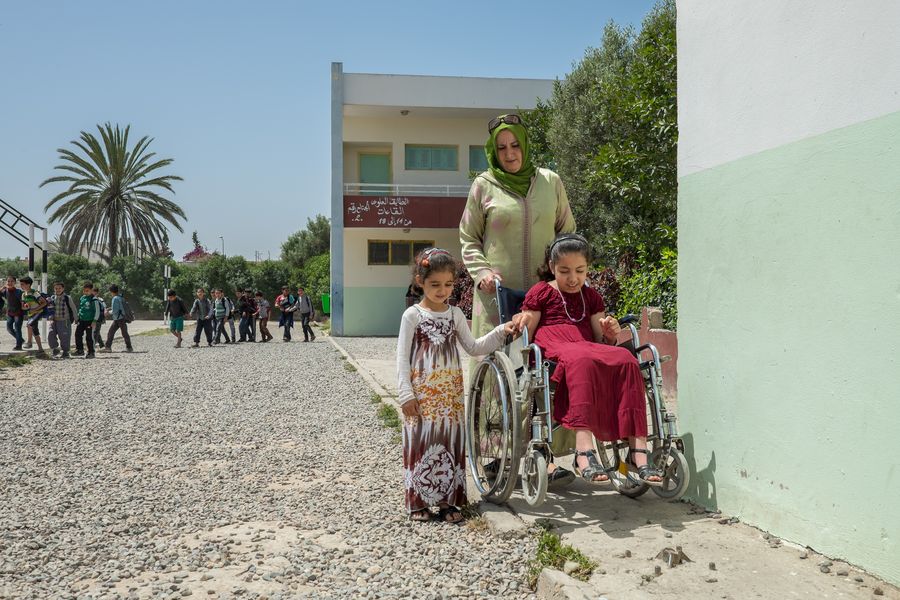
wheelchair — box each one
[465,281,690,507]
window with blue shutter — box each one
[469,146,489,172]
[405,145,458,171]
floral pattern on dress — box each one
[410,368,465,419]
[402,308,468,512]
[404,443,466,506]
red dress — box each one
[522,281,647,441]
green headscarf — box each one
[484,117,536,198]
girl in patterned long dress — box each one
[396,248,515,523]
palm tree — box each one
[40,123,186,262]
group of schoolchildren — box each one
[1,276,133,358]
[163,285,316,348]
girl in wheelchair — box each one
[397,248,516,523]
[511,234,663,486]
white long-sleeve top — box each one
[396,304,508,406]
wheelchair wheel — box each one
[521,449,548,507]
[596,440,650,498]
[466,352,520,504]
[650,447,690,500]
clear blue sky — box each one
[0,0,656,261]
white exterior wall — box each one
[678,0,900,175]
[677,0,900,585]
[344,73,553,112]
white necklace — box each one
[555,284,586,323]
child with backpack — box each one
[164,289,188,348]
[254,291,273,342]
[92,286,107,349]
[2,275,25,350]
[20,276,48,354]
[48,281,77,358]
[74,282,102,358]
[275,286,295,342]
[189,287,214,348]
[212,289,233,344]
[100,284,133,353]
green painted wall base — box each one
[679,110,900,585]
[342,286,407,336]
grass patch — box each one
[343,362,357,372]
[527,526,597,588]
[373,399,402,444]
[377,402,401,431]
[0,356,32,369]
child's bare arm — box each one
[512,310,540,340]
[590,312,620,344]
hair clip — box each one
[421,258,430,267]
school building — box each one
[678,0,900,585]
[329,62,554,336]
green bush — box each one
[617,244,677,330]
[301,253,330,312]
[0,258,28,280]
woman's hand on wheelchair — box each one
[477,270,503,294]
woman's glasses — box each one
[488,113,523,133]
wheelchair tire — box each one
[521,449,548,507]
[466,352,520,504]
[596,440,650,498]
[650,447,690,501]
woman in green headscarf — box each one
[460,114,576,337]
[459,114,577,483]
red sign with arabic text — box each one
[344,195,467,229]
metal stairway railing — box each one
[0,197,47,251]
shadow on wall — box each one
[682,433,718,510]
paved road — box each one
[0,334,535,599]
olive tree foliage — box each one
[526,0,676,267]
[523,0,678,327]
[281,215,330,269]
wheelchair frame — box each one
[465,280,690,507]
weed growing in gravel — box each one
[343,362,357,372]
[374,401,402,443]
[377,402,401,431]
[370,392,382,404]
[526,525,597,587]
[461,504,489,533]
[0,356,31,369]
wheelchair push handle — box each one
[617,314,639,327]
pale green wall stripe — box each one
[343,286,408,336]
[678,109,900,585]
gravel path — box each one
[0,333,535,599]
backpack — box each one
[39,292,54,319]
[121,297,135,323]
[96,297,107,323]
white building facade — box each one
[330,63,553,336]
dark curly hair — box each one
[537,233,592,281]
[411,248,458,294]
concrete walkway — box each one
[330,333,900,600]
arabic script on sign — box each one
[347,197,412,226]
